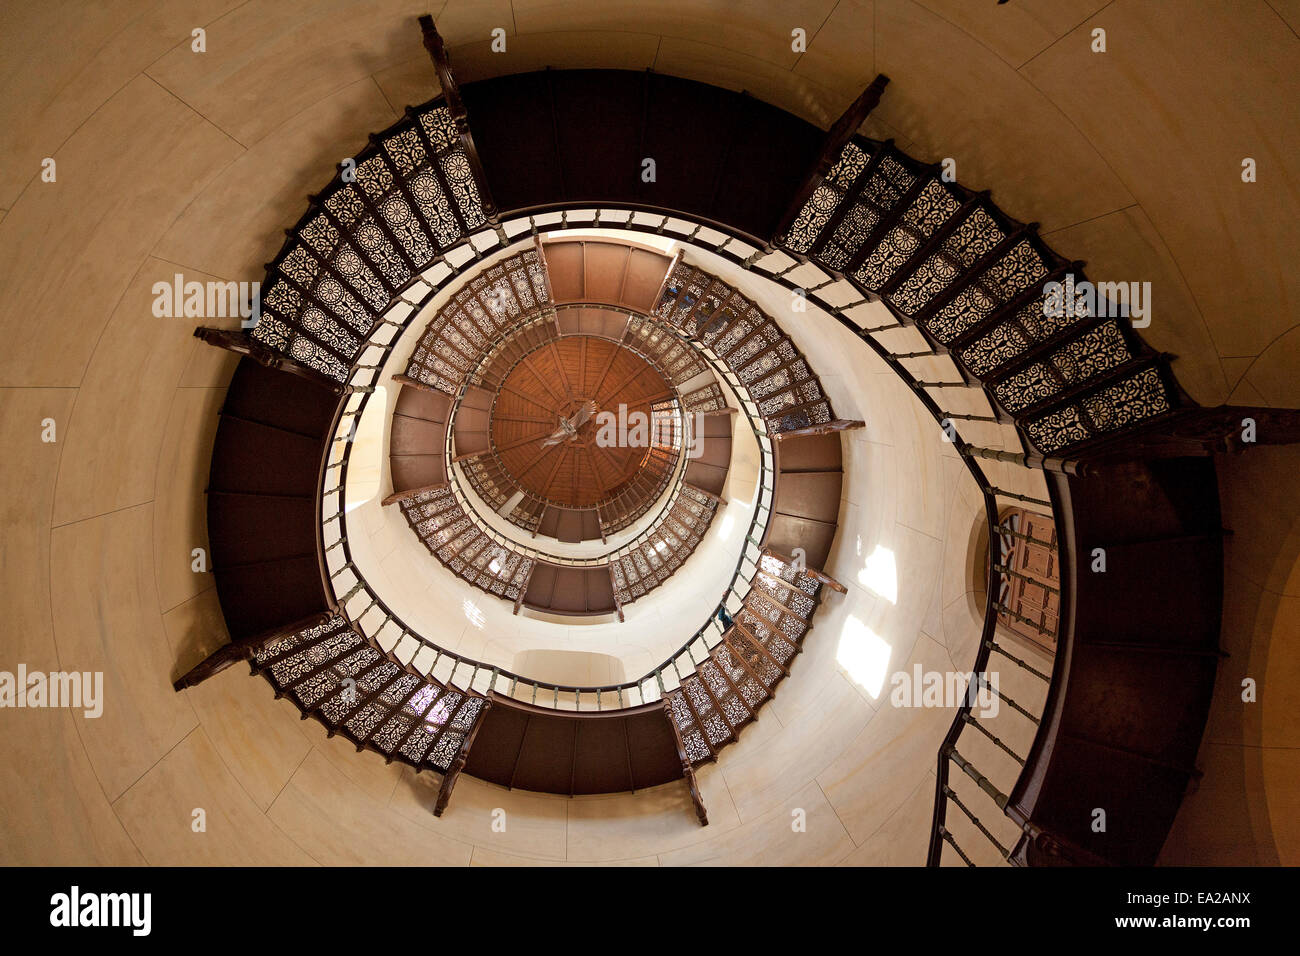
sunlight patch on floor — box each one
[857,541,897,605]
[837,615,892,700]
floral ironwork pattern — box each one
[252,614,487,773]
[250,100,489,381]
[1025,365,1171,453]
[654,261,839,436]
[665,551,826,763]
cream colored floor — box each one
[0,0,1294,865]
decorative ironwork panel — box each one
[251,614,488,775]
[1080,364,1170,436]
[992,320,1134,413]
[237,98,494,381]
[854,180,961,290]
[1024,364,1171,453]
[782,184,842,253]
[404,247,552,394]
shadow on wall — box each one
[1162,445,1300,865]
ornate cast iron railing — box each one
[184,35,1277,833]
[302,191,1043,731]
[318,208,782,711]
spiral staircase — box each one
[172,16,1300,864]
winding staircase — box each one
[382,233,848,619]
[175,16,1300,861]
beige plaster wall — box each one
[0,0,1293,865]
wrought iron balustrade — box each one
[311,200,1025,724]
[186,50,1253,829]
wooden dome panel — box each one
[554,305,629,339]
[491,335,674,509]
[542,239,675,312]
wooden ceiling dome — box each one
[383,233,857,619]
[429,240,699,544]
[491,334,674,509]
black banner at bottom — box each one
[2,865,1286,942]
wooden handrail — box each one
[772,74,890,245]
[418,14,499,227]
[772,418,865,441]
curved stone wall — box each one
[1,0,1295,865]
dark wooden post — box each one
[772,418,866,441]
[194,327,348,395]
[664,706,709,826]
[433,698,491,816]
[771,74,890,245]
[390,372,443,393]
[960,443,1089,477]
[380,482,450,507]
[173,611,334,691]
[418,14,502,235]
[1006,820,1114,867]
[1040,405,1300,466]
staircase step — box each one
[917,232,1051,345]
[664,549,835,767]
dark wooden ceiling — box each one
[491,335,674,508]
